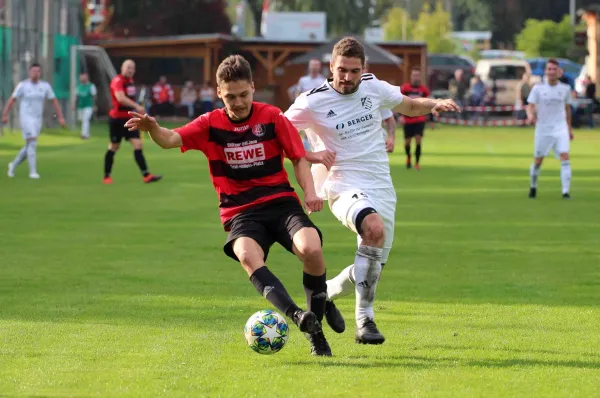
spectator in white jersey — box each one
[2,63,66,179]
[296,59,326,97]
[526,58,573,199]
[285,37,459,344]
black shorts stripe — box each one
[219,183,294,208]
[208,124,276,147]
[209,155,283,180]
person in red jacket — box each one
[125,54,333,357]
[400,68,430,170]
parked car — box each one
[428,53,475,91]
[474,59,536,106]
[528,57,581,89]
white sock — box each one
[26,140,37,175]
[354,245,383,325]
[560,160,571,194]
[530,163,541,188]
[82,115,91,138]
[326,264,355,301]
[13,143,28,166]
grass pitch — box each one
[1,123,599,397]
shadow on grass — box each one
[289,355,600,370]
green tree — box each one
[454,0,491,31]
[412,1,456,54]
[515,15,573,58]
[382,7,414,41]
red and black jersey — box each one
[109,74,137,119]
[175,102,306,229]
[400,83,430,124]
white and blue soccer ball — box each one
[244,309,289,354]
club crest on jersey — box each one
[252,124,265,137]
[361,96,372,110]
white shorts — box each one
[327,186,397,264]
[534,132,569,158]
[20,119,42,140]
[77,107,93,121]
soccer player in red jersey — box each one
[400,68,430,170]
[104,59,161,184]
[125,55,332,356]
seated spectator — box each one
[180,81,198,119]
[150,76,175,116]
[199,81,215,115]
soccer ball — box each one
[244,309,289,354]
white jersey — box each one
[527,81,572,133]
[11,79,55,124]
[285,73,404,196]
[297,74,326,94]
[380,108,393,120]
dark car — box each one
[428,53,476,90]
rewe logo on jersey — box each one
[224,143,266,165]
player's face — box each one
[410,70,421,86]
[218,79,255,121]
[545,63,558,83]
[330,56,364,94]
[121,62,135,78]
[309,60,321,76]
[29,66,41,82]
[79,73,88,84]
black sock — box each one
[404,144,411,157]
[416,144,422,164]
[250,266,300,318]
[133,149,149,177]
[104,150,115,178]
[303,271,327,323]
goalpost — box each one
[69,45,117,129]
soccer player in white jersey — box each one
[285,37,459,344]
[2,63,66,179]
[526,58,573,199]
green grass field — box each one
[1,123,599,397]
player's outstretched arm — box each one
[125,111,182,149]
[291,157,323,213]
[394,97,460,117]
[1,97,15,123]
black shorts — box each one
[403,122,425,139]
[223,198,323,262]
[109,117,141,143]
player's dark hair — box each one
[546,58,559,67]
[30,63,41,69]
[216,55,252,85]
[332,37,366,65]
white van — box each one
[475,59,537,106]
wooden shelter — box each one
[98,34,427,109]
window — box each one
[489,65,526,80]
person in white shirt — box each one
[285,37,458,344]
[2,63,66,179]
[296,59,326,97]
[526,59,573,199]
